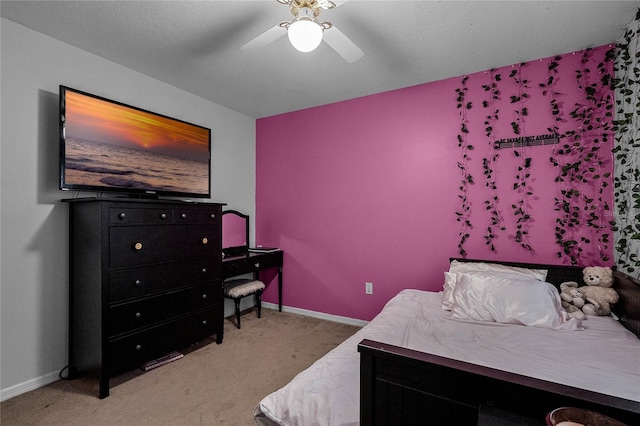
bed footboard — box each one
[358,339,640,426]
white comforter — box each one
[254,289,640,426]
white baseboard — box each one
[262,302,369,328]
[1,370,60,402]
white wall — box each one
[0,18,256,400]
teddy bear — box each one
[559,281,587,320]
[578,266,619,316]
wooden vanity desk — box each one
[222,250,283,311]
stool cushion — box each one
[224,279,265,298]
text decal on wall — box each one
[494,133,559,149]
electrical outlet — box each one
[365,282,373,295]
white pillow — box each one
[442,260,548,311]
[450,272,582,330]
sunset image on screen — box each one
[63,89,211,195]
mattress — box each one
[254,289,640,426]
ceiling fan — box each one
[241,0,364,63]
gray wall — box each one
[0,18,256,400]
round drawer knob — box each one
[202,293,207,299]
[202,237,208,245]
[202,268,207,273]
[181,213,187,219]
[134,279,142,286]
[133,242,143,251]
[255,263,260,268]
[135,312,142,318]
[118,212,126,220]
[202,320,207,325]
[160,213,167,219]
[135,344,142,351]
[210,213,216,219]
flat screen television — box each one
[59,85,211,199]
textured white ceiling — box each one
[2,1,638,118]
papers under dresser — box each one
[64,198,224,398]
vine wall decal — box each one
[481,69,504,252]
[455,75,474,257]
[453,43,616,264]
[509,64,535,253]
[547,48,615,265]
[540,55,578,261]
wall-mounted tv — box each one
[59,85,211,199]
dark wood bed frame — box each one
[358,259,640,425]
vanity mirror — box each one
[222,210,249,257]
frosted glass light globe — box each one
[288,19,323,53]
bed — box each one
[254,259,640,425]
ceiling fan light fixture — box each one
[287,8,323,53]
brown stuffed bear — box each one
[578,266,619,316]
[559,282,587,320]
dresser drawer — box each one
[109,282,221,337]
[109,207,173,225]
[110,225,219,268]
[110,259,220,302]
[250,251,282,269]
[174,208,220,224]
[223,251,283,277]
[109,307,220,376]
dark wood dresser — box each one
[64,198,224,398]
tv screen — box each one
[59,86,211,199]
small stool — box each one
[223,279,266,329]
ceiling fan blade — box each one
[241,24,286,51]
[323,25,363,63]
[330,0,351,7]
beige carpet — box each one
[1,309,361,426]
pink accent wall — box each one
[256,46,614,321]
